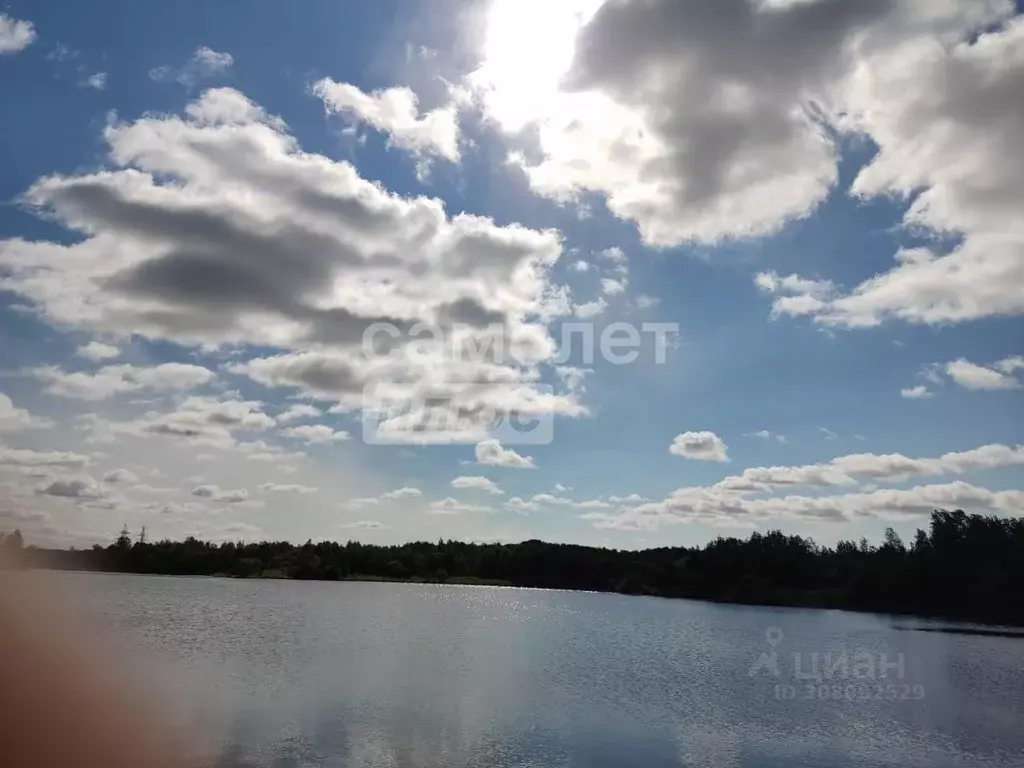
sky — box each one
[0,0,1022,551]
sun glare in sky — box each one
[471,0,604,132]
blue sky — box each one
[1,0,1022,549]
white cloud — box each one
[714,442,1024,494]
[755,271,837,318]
[0,446,89,469]
[505,496,538,512]
[257,483,318,494]
[102,468,139,484]
[746,429,788,444]
[0,13,35,55]
[84,72,107,90]
[37,475,104,500]
[573,297,607,318]
[764,15,1024,327]
[451,475,504,495]
[570,260,590,272]
[76,342,120,361]
[29,363,214,401]
[468,0,939,245]
[0,88,581,443]
[573,499,612,509]
[381,487,422,500]
[338,520,391,530]
[342,486,422,509]
[634,294,660,310]
[0,394,53,432]
[313,79,460,162]
[608,493,647,505]
[901,385,934,399]
[275,404,322,424]
[79,396,276,449]
[554,365,589,396]
[428,497,493,514]
[587,481,1024,531]
[945,359,1021,391]
[191,484,249,503]
[150,46,233,88]
[669,431,729,462]
[281,424,350,443]
[600,278,626,296]
[470,0,1023,331]
[475,439,535,468]
[505,492,613,512]
[820,427,840,441]
[996,356,1024,375]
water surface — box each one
[45,572,1024,767]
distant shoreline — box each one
[18,562,1024,633]
[6,508,1023,628]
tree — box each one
[3,529,23,553]
[882,527,906,553]
[115,524,132,550]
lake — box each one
[38,572,1024,767]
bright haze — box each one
[0,0,1022,549]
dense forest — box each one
[4,509,1023,625]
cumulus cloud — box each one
[451,475,503,495]
[760,14,1024,327]
[944,359,1021,391]
[0,87,583,443]
[0,446,89,469]
[257,483,318,494]
[37,475,104,500]
[338,520,390,530]
[0,13,35,55]
[600,278,627,297]
[901,385,934,399]
[588,482,1024,531]
[704,442,1024,495]
[78,396,276,449]
[83,72,107,90]
[475,439,535,468]
[506,493,614,512]
[669,431,729,462]
[102,468,139,484]
[0,394,53,432]
[997,356,1024,375]
[468,1,1024,329]
[428,497,493,515]
[29,363,214,401]
[150,46,233,88]
[76,341,120,361]
[342,486,422,509]
[281,424,350,443]
[191,484,249,503]
[381,487,422,500]
[275,404,322,424]
[313,79,460,162]
[572,297,607,318]
[469,0,997,246]
[755,271,837,318]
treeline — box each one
[5,509,1024,625]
